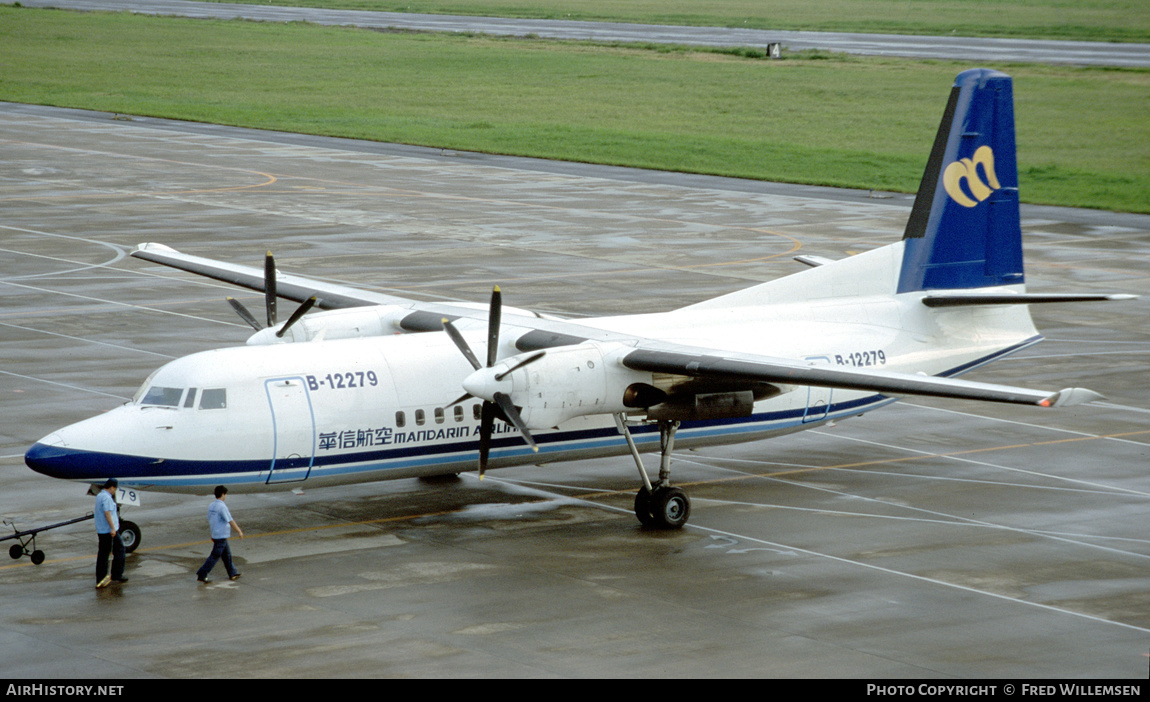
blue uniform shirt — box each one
[208,499,233,540]
[94,490,118,534]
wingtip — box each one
[1043,388,1106,408]
[132,242,179,256]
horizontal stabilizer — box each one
[794,255,834,268]
[921,293,1138,307]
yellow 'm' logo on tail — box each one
[943,145,1000,207]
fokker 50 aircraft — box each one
[25,69,1132,535]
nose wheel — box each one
[119,520,142,554]
[617,415,691,529]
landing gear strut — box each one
[615,415,691,529]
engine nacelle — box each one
[246,303,551,345]
[247,305,410,345]
[463,342,651,429]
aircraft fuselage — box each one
[25,274,1038,493]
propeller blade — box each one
[493,392,538,453]
[449,284,529,480]
[227,297,263,331]
[264,251,277,328]
[478,401,495,479]
[494,351,545,381]
[446,392,474,407]
[487,286,502,368]
[442,319,483,371]
[276,295,317,338]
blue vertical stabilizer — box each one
[898,69,1023,293]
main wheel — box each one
[9,544,23,560]
[634,487,657,527]
[650,487,691,529]
[119,521,141,554]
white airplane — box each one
[26,69,1132,536]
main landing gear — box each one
[615,415,691,529]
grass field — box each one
[215,0,1150,42]
[2,7,1147,212]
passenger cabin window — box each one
[395,411,406,428]
[199,388,227,410]
[454,405,464,422]
[473,404,482,421]
[434,407,445,424]
[415,409,425,426]
[141,386,183,407]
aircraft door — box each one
[803,385,833,423]
[264,377,316,484]
[801,356,834,424]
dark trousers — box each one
[96,532,125,582]
[196,538,237,579]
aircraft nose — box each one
[24,433,76,479]
[25,430,116,482]
[26,409,155,484]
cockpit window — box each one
[140,386,183,407]
[199,388,227,410]
[132,369,162,404]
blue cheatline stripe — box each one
[26,393,895,487]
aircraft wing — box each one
[132,243,409,310]
[133,244,1101,409]
[131,243,645,338]
[619,345,1101,408]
